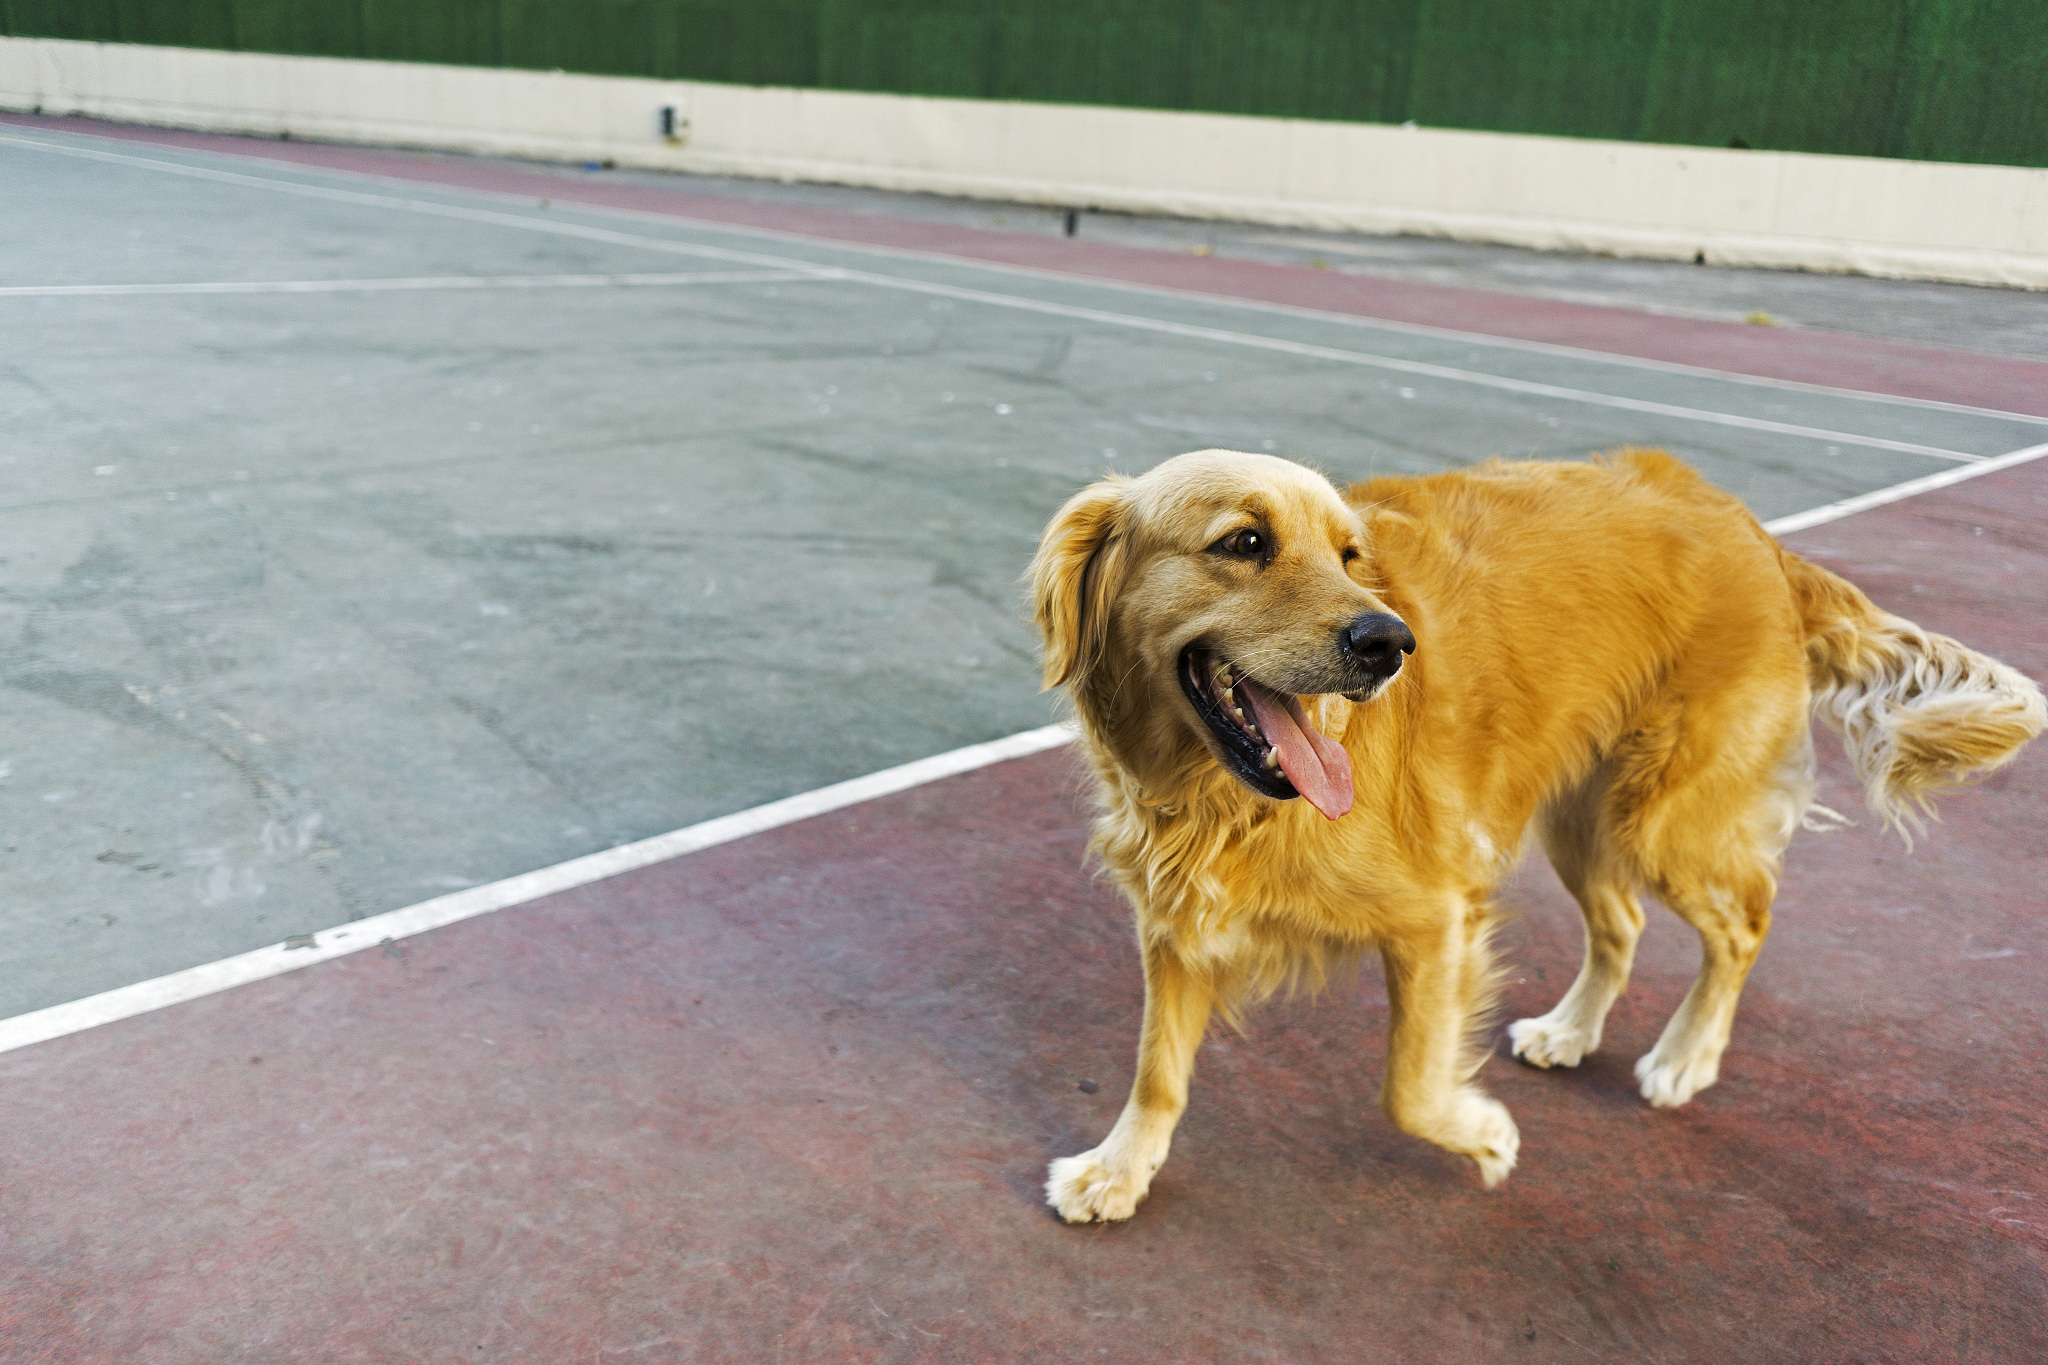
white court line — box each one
[0,269,839,297]
[1763,440,2048,534]
[3,439,2044,1058]
[0,724,1076,1056]
[13,123,2047,431]
[0,131,1992,464]
[807,273,1987,464]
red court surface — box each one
[10,113,2048,419]
[2,448,2043,1359]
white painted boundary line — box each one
[836,241,2048,431]
[0,269,839,297]
[820,274,1986,464]
[0,130,1996,464]
[3,441,2044,1057]
[14,119,2048,431]
[1761,441,2048,535]
[0,723,1075,1056]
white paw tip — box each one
[1454,1095,1520,1188]
[1635,1052,1719,1108]
[1507,1016,1594,1069]
[1045,1153,1145,1224]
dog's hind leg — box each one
[1633,859,1778,1107]
[1047,935,1218,1223]
[1380,901,1518,1187]
[1510,763,1647,1069]
[1628,719,1815,1108]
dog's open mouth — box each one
[1178,649,1354,819]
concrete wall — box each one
[5,36,2044,289]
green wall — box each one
[6,1,2045,168]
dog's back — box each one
[1344,451,1801,828]
[1349,448,2041,841]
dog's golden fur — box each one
[1030,448,2043,1223]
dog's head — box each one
[1029,450,1412,819]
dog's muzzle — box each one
[1339,612,1416,684]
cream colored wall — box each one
[5,36,2044,288]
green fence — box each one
[6,1,2045,168]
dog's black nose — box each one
[1340,612,1416,678]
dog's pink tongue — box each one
[1238,680,1353,819]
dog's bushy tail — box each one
[1783,550,2044,840]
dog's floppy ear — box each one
[1030,477,1132,692]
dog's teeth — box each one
[1221,687,1234,704]
[1263,750,1279,769]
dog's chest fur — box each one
[1093,774,1484,967]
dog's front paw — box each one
[1508,1012,1599,1068]
[1390,1088,1521,1188]
[1635,1047,1721,1108]
[1046,1148,1154,1224]
[1453,1092,1521,1189]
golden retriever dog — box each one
[1029,448,2043,1223]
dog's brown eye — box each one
[1341,547,1360,564]
[1214,529,1265,559]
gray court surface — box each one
[3,124,2044,1020]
